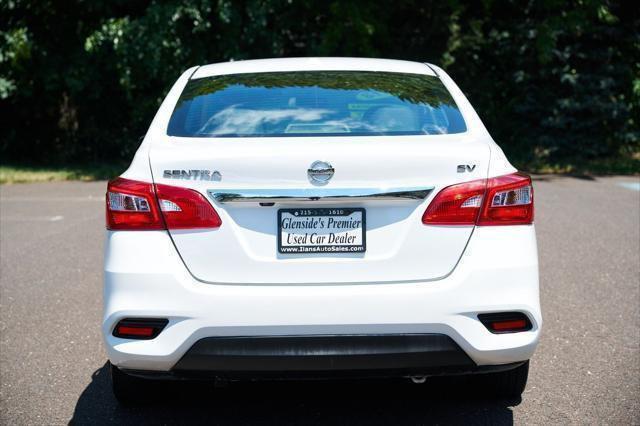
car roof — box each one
[191,57,437,79]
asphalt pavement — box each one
[0,175,638,425]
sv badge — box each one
[457,164,476,173]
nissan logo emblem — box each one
[307,160,334,184]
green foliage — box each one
[1,0,638,172]
[443,1,639,166]
[177,71,455,107]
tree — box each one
[1,0,637,170]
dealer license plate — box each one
[278,208,366,254]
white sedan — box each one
[103,57,541,403]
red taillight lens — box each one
[422,172,533,226]
[155,184,222,229]
[477,172,533,225]
[422,179,486,225]
[106,178,221,230]
[106,178,164,230]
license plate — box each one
[278,208,366,254]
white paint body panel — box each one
[192,57,437,79]
[103,58,540,371]
[149,136,489,284]
[104,225,540,370]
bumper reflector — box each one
[491,319,528,331]
[478,312,532,334]
[113,318,168,340]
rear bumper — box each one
[103,225,541,372]
[122,334,525,381]
[175,334,473,374]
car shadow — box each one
[69,363,520,425]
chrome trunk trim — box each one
[208,187,434,203]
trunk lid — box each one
[149,135,489,284]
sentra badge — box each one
[163,170,222,181]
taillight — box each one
[106,178,163,230]
[422,172,533,226]
[421,179,486,225]
[155,183,222,229]
[106,178,221,230]
[477,173,534,225]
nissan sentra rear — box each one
[102,57,541,403]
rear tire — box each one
[475,360,529,399]
[110,362,155,404]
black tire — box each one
[110,362,156,404]
[474,360,529,399]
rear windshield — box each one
[167,71,466,137]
